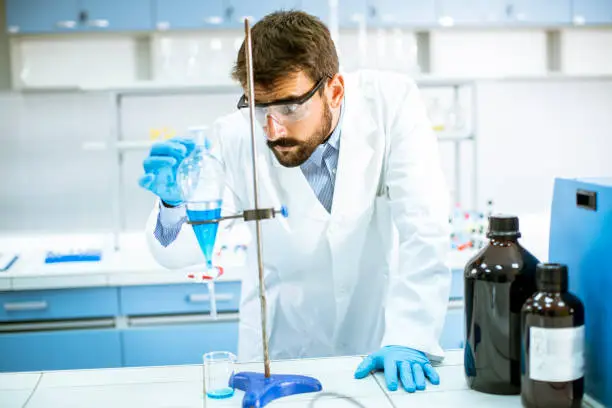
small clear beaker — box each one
[203,351,236,399]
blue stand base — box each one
[230,371,322,408]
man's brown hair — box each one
[231,10,339,91]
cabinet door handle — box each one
[205,16,223,25]
[4,301,48,312]
[369,6,377,18]
[56,20,77,29]
[87,19,110,28]
[187,293,233,303]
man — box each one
[139,11,451,393]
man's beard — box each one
[267,102,333,168]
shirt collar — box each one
[302,101,344,169]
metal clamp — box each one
[186,206,288,226]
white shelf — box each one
[9,73,612,95]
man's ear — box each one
[326,74,344,109]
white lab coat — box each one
[146,70,451,363]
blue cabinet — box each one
[300,0,369,28]
[368,0,436,27]
[155,0,228,30]
[79,0,154,31]
[0,329,122,372]
[226,0,300,26]
[338,0,368,27]
[440,308,464,349]
[122,321,239,366]
[572,0,612,24]
[299,0,332,25]
[449,268,464,300]
[436,0,572,26]
[0,287,122,372]
[436,0,507,25]
[5,0,603,34]
[119,282,241,316]
[510,0,572,24]
[0,287,119,322]
[5,0,79,34]
[5,0,153,34]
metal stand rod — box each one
[244,18,271,378]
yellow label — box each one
[149,127,177,141]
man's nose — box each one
[263,114,286,141]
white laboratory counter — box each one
[0,232,249,291]
[0,232,476,291]
[0,350,522,408]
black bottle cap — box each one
[486,214,521,238]
[536,263,568,292]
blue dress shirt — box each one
[155,103,344,247]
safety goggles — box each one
[236,75,331,126]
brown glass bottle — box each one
[464,215,540,394]
[521,263,585,408]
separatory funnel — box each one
[177,129,225,281]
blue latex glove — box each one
[138,138,196,206]
[354,346,440,392]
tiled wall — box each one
[10,35,140,88]
[0,92,114,232]
[430,30,548,77]
[561,29,612,75]
[150,31,242,85]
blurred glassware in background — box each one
[428,97,447,132]
[450,200,494,251]
[446,100,467,132]
[185,40,201,81]
[337,27,420,74]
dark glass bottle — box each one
[521,263,585,408]
[464,215,540,394]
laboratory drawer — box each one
[121,320,239,367]
[449,267,465,300]
[119,282,241,316]
[0,287,119,322]
[0,328,122,372]
[440,305,465,349]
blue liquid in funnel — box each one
[187,203,222,268]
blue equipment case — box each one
[549,177,612,408]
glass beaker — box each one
[428,97,446,132]
[203,351,236,399]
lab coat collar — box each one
[327,73,377,221]
[266,72,378,222]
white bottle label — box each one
[529,326,585,382]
